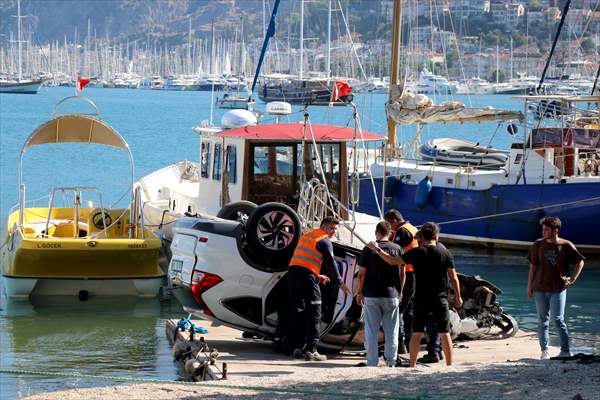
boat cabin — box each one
[519,95,600,180]
[187,122,383,216]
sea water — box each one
[0,87,597,398]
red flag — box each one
[76,76,91,92]
[331,80,352,102]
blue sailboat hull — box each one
[356,178,600,251]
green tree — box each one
[528,0,542,11]
[489,69,507,83]
[445,48,459,69]
[581,38,596,54]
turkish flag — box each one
[331,80,352,102]
[76,76,91,92]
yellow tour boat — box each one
[0,97,164,298]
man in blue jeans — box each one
[527,216,584,360]
[356,221,403,367]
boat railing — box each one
[8,194,51,216]
[41,187,108,239]
[297,178,367,246]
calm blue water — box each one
[0,88,597,398]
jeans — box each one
[425,318,441,354]
[363,297,400,367]
[533,290,570,353]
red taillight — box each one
[198,236,208,243]
[190,270,223,317]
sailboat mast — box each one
[327,0,331,81]
[495,41,499,86]
[387,0,402,145]
[299,0,304,79]
[510,37,513,81]
[17,0,22,81]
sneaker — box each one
[557,351,572,358]
[417,352,440,364]
[292,348,304,359]
[304,351,327,361]
[540,350,550,360]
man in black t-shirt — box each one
[356,221,403,367]
[368,222,463,367]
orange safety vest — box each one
[289,228,329,276]
[394,222,418,272]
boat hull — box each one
[1,233,165,298]
[0,79,43,94]
[357,179,600,254]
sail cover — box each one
[387,86,524,125]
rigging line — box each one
[0,368,422,399]
[430,0,453,103]
[436,0,472,107]
[538,0,572,92]
[437,195,600,226]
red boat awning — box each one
[216,123,385,142]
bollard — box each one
[222,362,228,379]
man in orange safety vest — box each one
[288,216,350,361]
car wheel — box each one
[216,201,257,222]
[493,312,519,337]
[245,202,301,261]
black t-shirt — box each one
[392,223,414,248]
[358,240,402,298]
[402,243,454,300]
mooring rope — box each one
[0,368,428,399]
[437,195,600,226]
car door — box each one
[318,253,356,337]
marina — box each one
[1,86,599,399]
[1,0,599,398]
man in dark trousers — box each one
[383,209,417,354]
[369,222,463,367]
[288,217,350,361]
[355,221,403,367]
[527,216,584,359]
[384,210,441,362]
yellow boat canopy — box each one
[23,114,129,150]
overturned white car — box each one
[167,202,518,352]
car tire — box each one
[216,201,257,222]
[245,202,301,263]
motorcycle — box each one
[448,273,519,340]
[316,272,518,351]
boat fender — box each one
[350,172,360,205]
[414,176,432,209]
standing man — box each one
[355,221,403,367]
[384,210,441,362]
[288,217,351,361]
[368,222,463,367]
[383,210,418,354]
[527,216,584,359]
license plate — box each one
[170,259,183,275]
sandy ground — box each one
[24,322,600,400]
